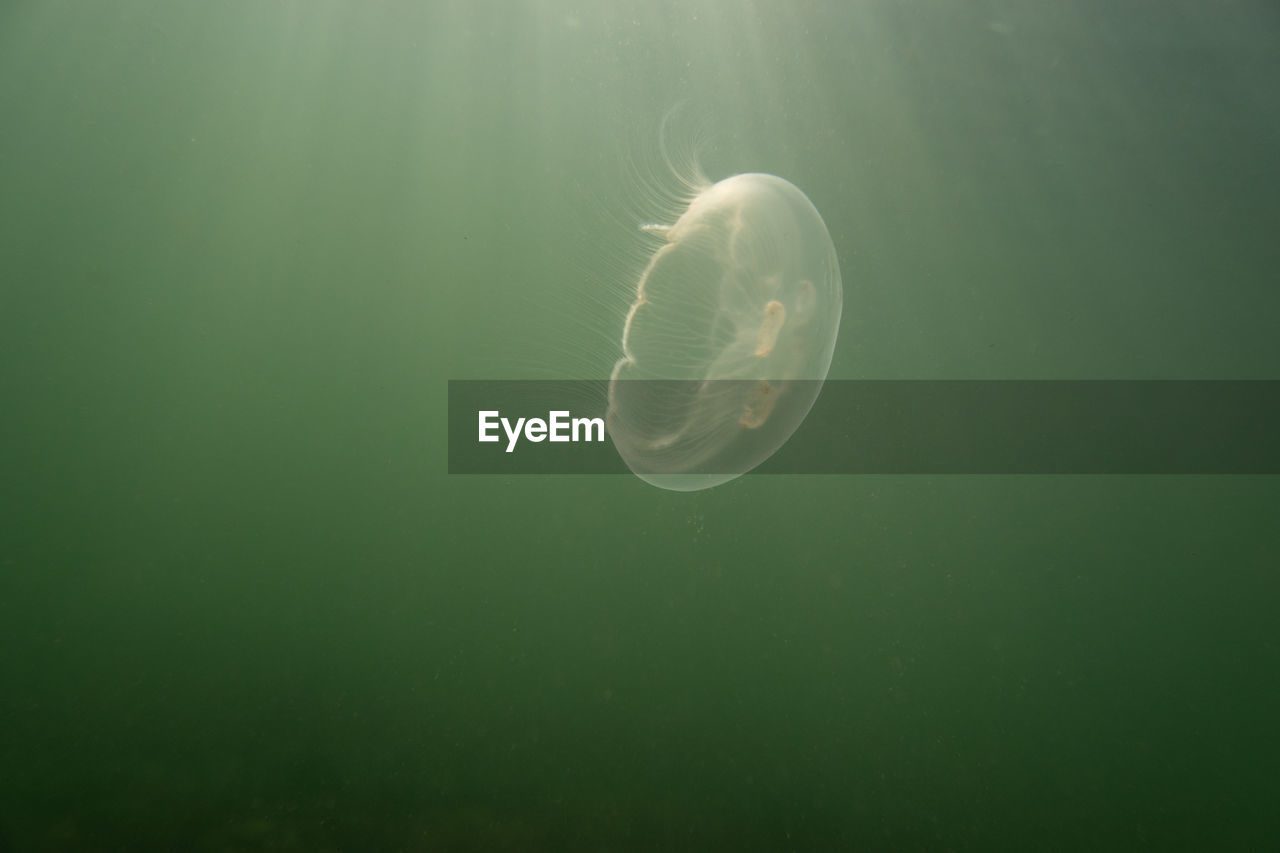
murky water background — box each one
[2,1,1277,849]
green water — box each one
[2,1,1278,849]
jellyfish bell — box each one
[608,169,843,491]
[500,112,842,490]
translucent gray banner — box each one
[447,380,1280,475]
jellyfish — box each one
[608,171,843,491]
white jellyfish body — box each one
[608,172,842,491]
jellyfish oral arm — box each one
[754,300,786,357]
